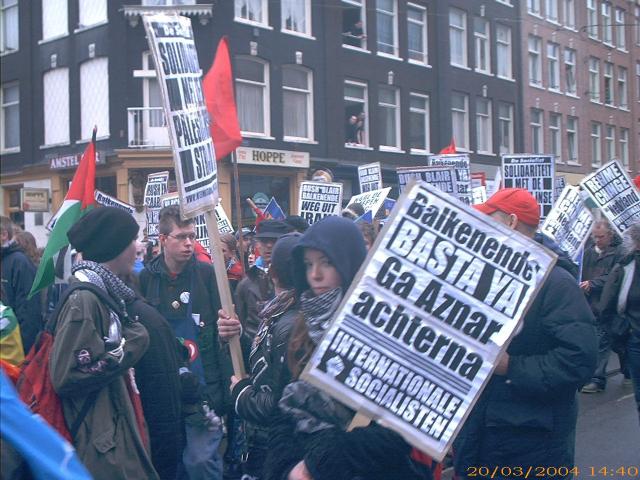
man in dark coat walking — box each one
[454,189,598,479]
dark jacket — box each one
[599,252,640,333]
[454,248,598,475]
[128,298,183,480]
[1,242,42,352]
[235,265,274,341]
[139,254,228,415]
[582,243,621,311]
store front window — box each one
[231,173,290,227]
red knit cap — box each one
[473,188,540,227]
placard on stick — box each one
[428,154,472,204]
[145,171,170,238]
[397,166,456,196]
[347,188,391,217]
[95,190,136,216]
[302,181,556,461]
[502,154,554,220]
[358,162,382,193]
[298,181,343,225]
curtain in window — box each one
[3,2,18,50]
[377,13,394,53]
[237,82,264,133]
[44,69,70,145]
[42,0,67,39]
[80,58,109,139]
[282,0,305,32]
[284,90,307,138]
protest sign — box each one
[94,190,136,216]
[143,14,218,219]
[471,172,486,189]
[580,160,640,236]
[299,181,343,225]
[471,186,487,205]
[541,186,594,261]
[554,175,566,202]
[348,188,391,217]
[145,171,170,237]
[397,166,456,196]
[302,181,556,461]
[358,162,383,193]
[502,154,554,220]
[428,154,472,204]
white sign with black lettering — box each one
[554,176,566,202]
[580,161,640,236]
[428,154,472,205]
[541,186,594,261]
[302,181,556,461]
[358,162,382,193]
[145,171,170,237]
[94,190,136,216]
[143,14,218,218]
[471,186,487,205]
[348,188,391,217]
[502,155,554,221]
[299,181,343,225]
[397,166,456,196]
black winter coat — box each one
[582,244,621,312]
[599,252,640,333]
[234,266,274,341]
[0,242,42,352]
[139,254,228,415]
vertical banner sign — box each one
[397,167,456,196]
[347,188,391,217]
[143,15,218,218]
[95,190,136,216]
[144,171,170,237]
[580,161,640,236]
[428,154,472,205]
[502,155,554,221]
[301,181,556,461]
[299,181,343,225]
[554,175,566,202]
[541,186,594,261]
[358,162,383,193]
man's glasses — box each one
[167,233,197,242]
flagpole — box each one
[231,151,245,272]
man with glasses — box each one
[139,205,228,480]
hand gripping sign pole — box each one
[143,13,245,378]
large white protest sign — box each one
[397,166,456,196]
[580,161,640,236]
[302,181,556,461]
[541,186,594,261]
[428,154,472,204]
[358,162,382,193]
[145,171,170,237]
[94,190,136,216]
[502,154,554,220]
[143,15,218,218]
[299,181,343,225]
[348,188,391,217]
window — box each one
[615,9,626,50]
[342,0,366,49]
[376,0,398,56]
[43,68,70,145]
[449,8,467,68]
[378,85,400,149]
[587,0,598,39]
[451,92,469,150]
[1,0,18,53]
[142,0,198,4]
[636,6,640,46]
[407,3,427,64]
[42,0,68,40]
[281,0,310,36]
[618,66,628,109]
[496,25,512,79]
[497,102,513,154]
[604,62,614,105]
[605,125,615,161]
[475,98,492,153]
[78,0,107,28]
[474,17,490,74]
[282,66,313,140]
[564,0,576,29]
[80,58,109,140]
[549,113,561,161]
[589,57,600,102]
[344,80,368,146]
[528,0,541,16]
[547,42,560,90]
[566,116,577,162]
[235,56,270,136]
[546,0,558,22]
[409,93,429,152]
[602,3,613,45]
[564,48,577,95]
[620,128,629,168]
[637,62,640,99]
[235,0,268,26]
[528,35,542,86]
[591,122,602,166]
[530,109,543,154]
[1,83,19,151]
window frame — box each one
[473,17,491,75]
[564,48,577,96]
[591,122,602,167]
[617,66,628,110]
[341,0,367,51]
[564,0,576,29]
[0,0,19,54]
[549,113,561,162]
[527,0,541,16]
[234,0,270,28]
[79,57,110,141]
[530,108,544,154]
[377,84,401,150]
[619,127,629,168]
[282,65,314,142]
[566,116,578,163]
[235,56,271,137]
[589,57,600,103]
[449,7,468,68]
[344,79,369,147]
[603,61,614,106]
[376,0,399,58]
[546,0,559,23]
[451,91,470,151]
[409,92,430,154]
[602,2,613,45]
[78,0,107,29]
[497,102,514,155]
[281,0,312,37]
[1,82,19,152]
[528,35,542,86]
[496,24,513,80]
[42,0,68,41]
[547,42,560,91]
[475,97,492,154]
[604,124,615,162]
[43,67,70,146]
[407,3,428,65]
[587,0,598,39]
[615,8,626,50]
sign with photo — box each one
[502,154,555,221]
[298,181,343,225]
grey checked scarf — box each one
[300,287,342,344]
[72,261,136,307]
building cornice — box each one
[122,4,214,27]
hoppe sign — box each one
[236,147,309,168]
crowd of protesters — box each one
[1,176,639,480]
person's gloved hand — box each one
[179,368,202,405]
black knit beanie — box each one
[68,206,139,263]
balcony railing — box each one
[127,107,170,148]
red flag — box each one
[439,137,456,154]
[203,37,242,160]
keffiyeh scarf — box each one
[300,287,343,345]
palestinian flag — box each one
[29,130,97,297]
